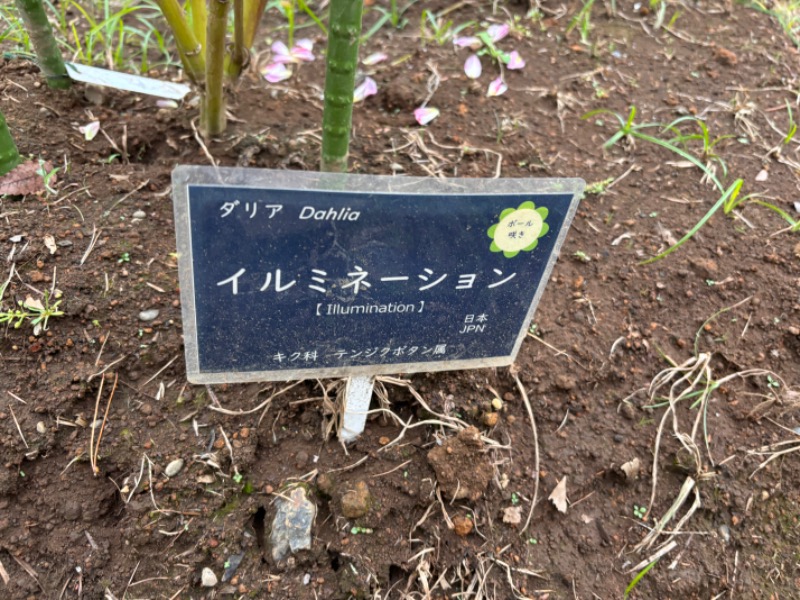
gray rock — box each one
[270,486,316,562]
[138,309,159,322]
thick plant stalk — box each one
[189,0,207,50]
[228,0,247,79]
[0,110,21,176]
[202,0,230,136]
[320,0,364,172]
[154,0,205,82]
[242,0,269,49]
[14,0,71,89]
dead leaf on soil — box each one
[0,162,46,196]
[620,457,641,480]
[548,476,569,513]
[44,235,57,255]
[503,505,522,525]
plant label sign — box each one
[172,167,584,384]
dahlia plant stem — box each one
[0,110,21,176]
[228,0,248,79]
[202,0,231,136]
[13,0,71,89]
[320,0,364,172]
[189,0,208,50]
[153,0,205,83]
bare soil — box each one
[2,1,800,598]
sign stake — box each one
[339,376,374,442]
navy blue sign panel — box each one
[172,167,583,383]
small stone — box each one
[139,403,152,416]
[165,459,184,477]
[201,567,218,587]
[613,434,624,444]
[379,436,390,445]
[453,514,474,537]
[295,450,309,468]
[483,412,499,427]
[503,506,522,525]
[555,374,576,391]
[132,210,146,219]
[36,421,46,434]
[138,309,159,322]
[341,481,371,519]
[316,473,335,497]
[270,486,316,562]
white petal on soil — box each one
[464,54,482,79]
[262,63,292,83]
[414,106,440,126]
[156,99,179,109]
[44,235,57,255]
[271,40,290,57]
[354,77,378,103]
[755,169,768,181]
[507,50,526,70]
[487,23,510,42]
[548,476,569,513]
[487,77,507,97]
[454,36,482,50]
[363,52,388,65]
[295,38,314,51]
[79,121,100,141]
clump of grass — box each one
[747,0,800,47]
[584,106,798,263]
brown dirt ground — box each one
[2,1,800,598]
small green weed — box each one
[567,0,595,45]
[0,291,64,333]
[633,504,647,519]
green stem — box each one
[242,0,269,49]
[0,110,22,177]
[227,0,247,80]
[13,0,71,89]
[202,0,230,136]
[189,0,207,50]
[153,0,205,82]
[321,0,364,173]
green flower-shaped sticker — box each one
[487,201,549,258]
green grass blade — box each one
[625,560,658,598]
[640,179,743,265]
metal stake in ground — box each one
[340,376,373,442]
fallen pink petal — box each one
[354,77,378,102]
[464,54,482,79]
[262,62,292,83]
[487,77,507,97]
[507,51,525,70]
[271,39,315,63]
[454,36,482,50]
[414,107,440,126]
[295,38,314,51]
[271,40,290,57]
[487,23,510,42]
[79,121,100,141]
[363,52,388,65]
